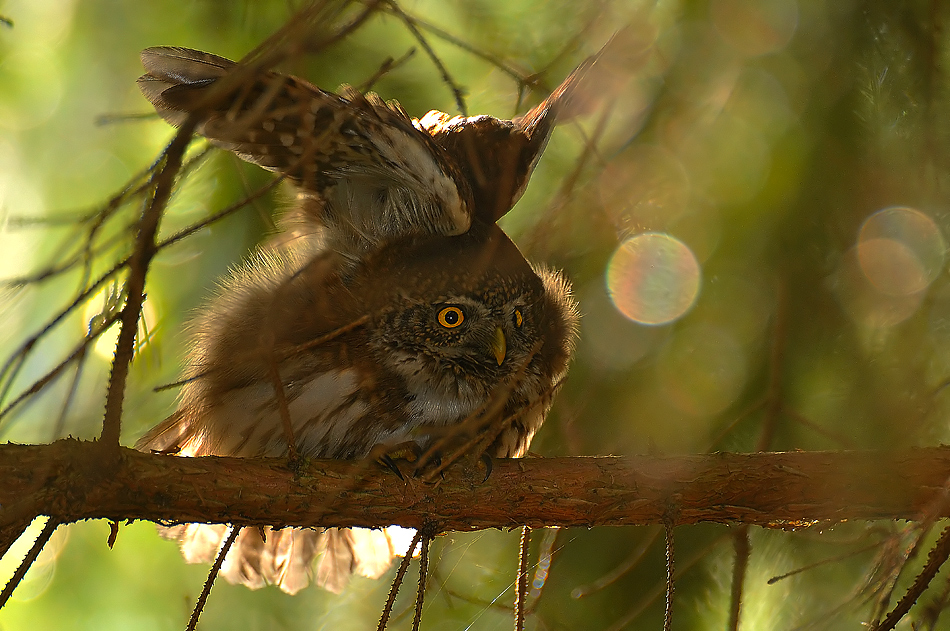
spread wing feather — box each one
[138,46,472,253]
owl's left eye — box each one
[512,308,524,329]
[437,306,465,328]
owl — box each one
[135,46,586,594]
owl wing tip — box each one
[140,46,235,82]
[138,47,237,126]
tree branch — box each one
[3,440,950,531]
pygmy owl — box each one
[136,45,587,594]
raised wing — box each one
[138,46,473,251]
[416,50,603,224]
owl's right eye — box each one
[436,306,465,328]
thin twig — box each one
[0,519,33,560]
[154,314,372,395]
[782,408,859,449]
[514,526,531,631]
[604,535,729,631]
[418,345,545,480]
[412,530,432,631]
[0,311,122,430]
[383,0,468,115]
[268,356,299,461]
[523,98,614,254]
[873,522,938,622]
[94,111,162,126]
[186,525,240,631]
[0,519,59,608]
[401,15,529,84]
[664,522,674,631]
[874,525,950,631]
[728,526,750,631]
[572,527,661,598]
[1,171,277,426]
[156,171,284,254]
[0,156,220,419]
[0,352,28,425]
[51,347,87,441]
[872,474,950,621]
[2,146,211,288]
[378,528,425,631]
[99,120,197,455]
[705,398,767,452]
[357,48,418,92]
[768,539,885,585]
[727,280,788,630]
[278,315,371,358]
[919,569,950,630]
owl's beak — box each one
[490,326,507,366]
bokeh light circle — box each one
[607,233,701,325]
[833,245,925,329]
[857,207,945,296]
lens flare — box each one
[857,207,945,296]
[833,245,924,329]
[607,233,701,325]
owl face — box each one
[376,272,541,377]
[351,224,570,434]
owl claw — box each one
[379,454,406,480]
[375,442,427,480]
[480,453,494,482]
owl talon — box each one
[379,454,406,480]
[480,453,494,482]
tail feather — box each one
[168,523,399,594]
[315,528,395,593]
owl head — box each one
[348,223,578,445]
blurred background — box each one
[2,0,950,628]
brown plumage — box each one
[136,46,584,594]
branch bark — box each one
[2,439,949,532]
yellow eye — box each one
[513,309,524,329]
[437,306,465,328]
